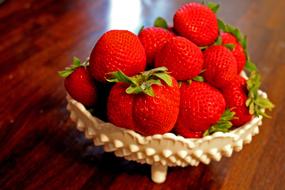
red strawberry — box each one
[133,77,180,135]
[155,37,203,81]
[203,45,238,89]
[107,82,136,130]
[175,82,226,137]
[221,32,246,74]
[89,30,146,82]
[223,76,252,126]
[173,2,218,46]
[59,58,97,107]
[107,67,180,136]
[138,27,174,65]
[221,32,238,44]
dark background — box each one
[0,0,285,189]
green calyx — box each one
[218,19,245,46]
[206,2,220,13]
[204,109,235,136]
[224,43,236,51]
[246,71,275,118]
[217,19,274,117]
[58,57,89,78]
[213,36,222,46]
[201,1,220,13]
[107,67,173,97]
[217,18,257,72]
[193,76,204,82]
[154,17,168,29]
[185,75,204,85]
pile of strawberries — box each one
[59,2,273,138]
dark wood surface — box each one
[1,0,285,189]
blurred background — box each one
[0,0,284,190]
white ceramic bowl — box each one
[66,90,266,184]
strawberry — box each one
[58,57,97,107]
[222,76,252,126]
[220,32,238,44]
[107,82,136,130]
[175,82,227,137]
[138,27,174,65]
[133,77,180,135]
[107,67,180,136]
[221,32,246,74]
[173,2,219,46]
[89,30,146,82]
[203,45,238,89]
[155,37,203,81]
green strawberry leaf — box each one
[107,67,172,97]
[145,79,162,87]
[73,57,81,66]
[154,73,172,86]
[246,71,274,118]
[140,79,162,95]
[126,85,143,94]
[203,109,235,136]
[217,19,226,31]
[154,17,168,29]
[147,66,168,74]
[193,76,204,82]
[143,87,155,97]
[224,43,236,51]
[245,59,257,72]
[241,35,248,50]
[58,69,73,78]
[255,97,274,109]
[58,56,87,78]
[214,36,222,45]
[223,23,243,43]
[106,70,137,85]
[207,2,220,13]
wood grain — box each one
[0,0,284,189]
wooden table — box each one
[1,0,284,189]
